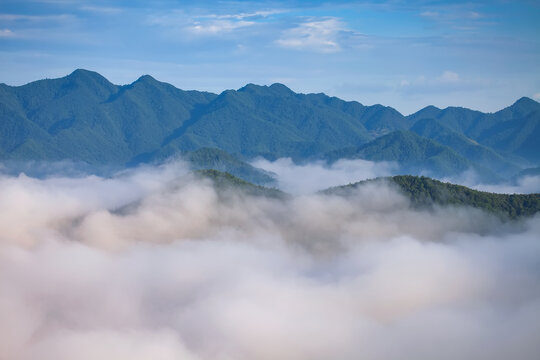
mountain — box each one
[1,70,539,177]
[324,130,497,181]
[0,69,216,163]
[1,70,394,163]
[157,83,374,159]
[324,175,540,219]
[407,97,540,165]
[410,118,519,177]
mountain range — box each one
[1,69,539,183]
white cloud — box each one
[533,93,540,101]
[202,10,285,20]
[251,157,397,194]
[147,10,262,37]
[190,19,255,34]
[276,17,346,53]
[0,161,539,359]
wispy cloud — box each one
[79,5,124,15]
[0,28,14,37]
[0,13,75,22]
[147,9,282,37]
[276,17,348,53]
[190,19,255,34]
[418,4,488,31]
[201,9,285,20]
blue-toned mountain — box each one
[1,70,538,181]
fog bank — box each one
[0,161,539,360]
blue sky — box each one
[0,0,539,114]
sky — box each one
[0,0,539,114]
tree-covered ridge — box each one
[407,97,540,164]
[194,169,285,199]
[1,69,539,179]
[325,175,540,219]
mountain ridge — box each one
[1,70,539,181]
[323,175,540,219]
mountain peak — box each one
[61,69,116,95]
[65,68,115,88]
[423,105,442,112]
[238,83,262,91]
[68,68,107,81]
[496,96,540,117]
[134,74,160,84]
[269,82,293,92]
[238,82,294,97]
[513,96,539,108]
[407,105,442,120]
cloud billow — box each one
[0,160,539,360]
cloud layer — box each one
[251,157,397,194]
[0,161,539,360]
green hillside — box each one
[325,175,540,219]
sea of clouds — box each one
[1,160,539,360]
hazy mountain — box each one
[410,118,519,177]
[324,130,497,181]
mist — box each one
[1,160,539,360]
[251,158,397,194]
[252,157,540,195]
